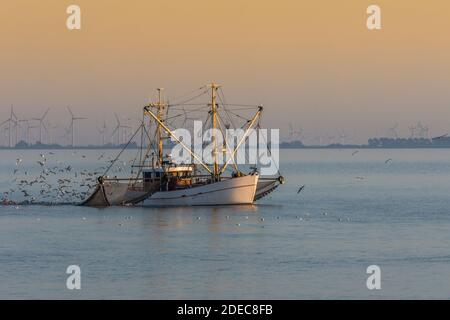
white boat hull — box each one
[141,174,259,206]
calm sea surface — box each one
[1,148,450,299]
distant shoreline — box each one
[4,145,450,150]
[2,137,450,150]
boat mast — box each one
[209,82,220,181]
[155,88,166,166]
[144,106,213,175]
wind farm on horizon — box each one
[0,105,139,149]
[0,105,448,149]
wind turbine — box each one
[125,118,134,142]
[388,123,399,139]
[17,118,32,145]
[97,120,107,146]
[112,114,122,146]
[66,106,87,148]
[32,108,50,144]
[46,123,58,145]
[1,126,8,146]
[338,130,347,145]
[288,123,303,141]
[408,125,416,139]
[327,132,336,145]
[0,105,18,147]
[415,121,429,139]
[0,119,9,147]
[423,125,430,139]
[63,125,72,146]
[111,114,131,146]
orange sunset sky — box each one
[1,0,450,144]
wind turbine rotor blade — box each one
[66,106,74,118]
[111,126,119,137]
[42,108,50,120]
[11,106,18,120]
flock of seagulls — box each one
[1,151,128,205]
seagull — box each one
[297,185,305,194]
[351,150,359,156]
[21,190,31,197]
[385,158,392,164]
[16,158,22,166]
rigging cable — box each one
[101,123,144,177]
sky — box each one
[1,0,450,145]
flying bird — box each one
[385,158,392,164]
[297,185,305,194]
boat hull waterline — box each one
[141,174,259,206]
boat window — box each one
[143,172,152,182]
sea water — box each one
[1,148,450,299]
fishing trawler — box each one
[81,83,283,207]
